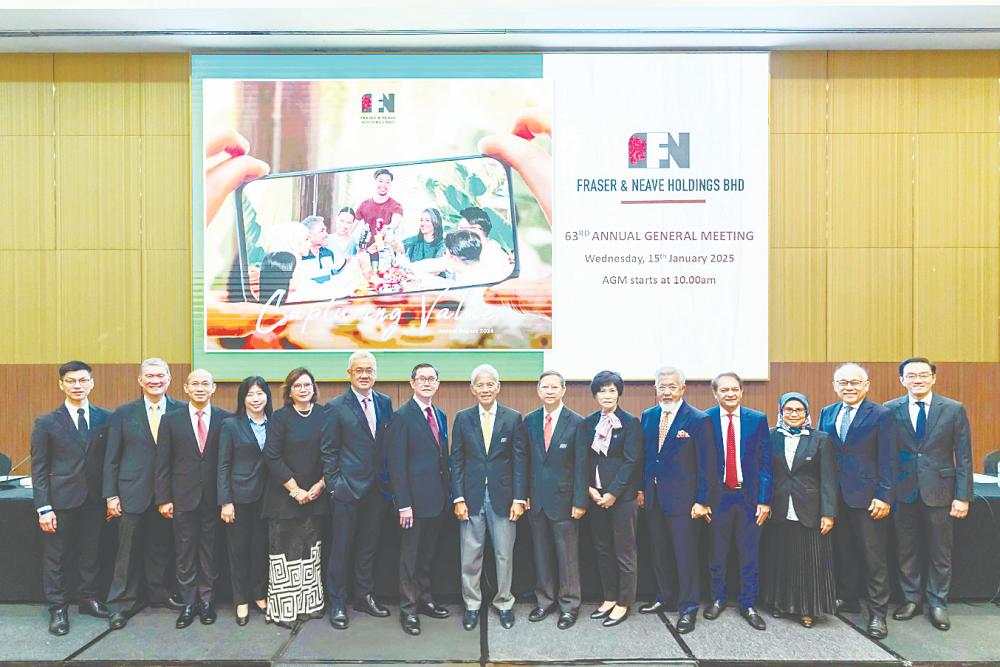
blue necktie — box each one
[915,401,927,441]
[838,405,853,440]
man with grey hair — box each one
[320,350,393,629]
[818,362,897,639]
[104,358,185,630]
[450,364,528,631]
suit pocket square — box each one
[677,430,690,439]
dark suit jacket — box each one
[31,404,111,510]
[449,403,527,515]
[155,404,232,512]
[884,394,972,507]
[103,396,183,514]
[524,406,587,521]
[217,415,269,506]
[818,398,897,508]
[387,398,449,519]
[320,389,392,503]
[261,405,330,520]
[705,405,773,506]
[768,429,838,529]
[579,407,642,501]
[641,401,716,516]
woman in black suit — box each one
[760,392,837,628]
[218,376,272,626]
[579,370,642,627]
[260,367,329,628]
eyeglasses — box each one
[904,372,933,380]
[291,382,314,390]
[350,368,375,377]
[782,407,807,415]
[61,377,92,386]
[656,384,681,392]
[835,380,866,388]
[413,376,439,384]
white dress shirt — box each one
[189,402,212,435]
[65,399,90,429]
[719,408,743,485]
[783,434,800,521]
[908,392,933,431]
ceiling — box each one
[1,2,999,52]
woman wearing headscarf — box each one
[578,370,642,627]
[760,393,838,628]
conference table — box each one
[2,481,999,604]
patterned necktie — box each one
[543,413,553,452]
[362,397,376,438]
[838,405,853,441]
[482,410,493,453]
[77,407,89,440]
[149,403,161,443]
[658,409,673,452]
[725,413,738,489]
[425,406,441,446]
[915,401,927,441]
[196,410,208,454]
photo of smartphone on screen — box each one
[233,155,519,306]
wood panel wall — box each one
[1,51,998,473]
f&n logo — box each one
[361,93,395,114]
[628,132,690,169]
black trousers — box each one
[833,501,890,616]
[529,510,581,613]
[41,503,104,609]
[325,490,387,606]
[107,505,176,613]
[645,484,701,614]
[895,499,953,608]
[589,493,638,606]
[174,498,219,607]
[709,487,761,608]
[398,512,443,615]
[225,498,268,605]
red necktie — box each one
[425,406,441,446]
[724,413,737,489]
[196,410,208,455]
[543,413,553,451]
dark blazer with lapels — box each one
[884,394,972,507]
[155,404,233,512]
[524,406,587,521]
[31,403,112,510]
[818,398,897,508]
[641,400,716,516]
[449,403,528,515]
[387,398,450,519]
[321,389,393,503]
[103,396,183,514]
[578,407,642,501]
[705,405,773,507]
[768,428,838,529]
[217,415,269,506]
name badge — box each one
[500,437,507,443]
[559,443,568,449]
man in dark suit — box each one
[886,357,972,631]
[387,363,451,636]
[320,351,393,629]
[155,369,232,629]
[638,366,715,635]
[450,364,528,631]
[703,372,772,630]
[31,361,112,635]
[104,358,184,630]
[524,371,586,630]
[818,362,897,639]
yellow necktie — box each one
[149,404,161,443]
[482,411,493,453]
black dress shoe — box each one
[176,605,197,629]
[462,609,479,631]
[867,615,888,639]
[400,613,421,636]
[602,607,629,627]
[557,611,578,630]
[529,605,555,622]
[893,602,922,620]
[236,611,250,627]
[638,600,665,615]
[703,600,726,620]
[770,608,784,619]
[152,593,186,611]
[108,611,128,630]
[676,611,697,634]
[49,607,69,636]
[929,606,950,631]
[329,605,348,630]
[498,608,515,629]
[78,599,110,619]
[416,602,449,619]
[590,605,613,620]
[199,602,217,625]
[353,594,390,618]
[741,606,766,631]
[836,598,860,614]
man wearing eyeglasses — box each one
[884,358,971,632]
[818,363,897,639]
[387,363,451,636]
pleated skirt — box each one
[266,517,325,624]
[760,520,836,617]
